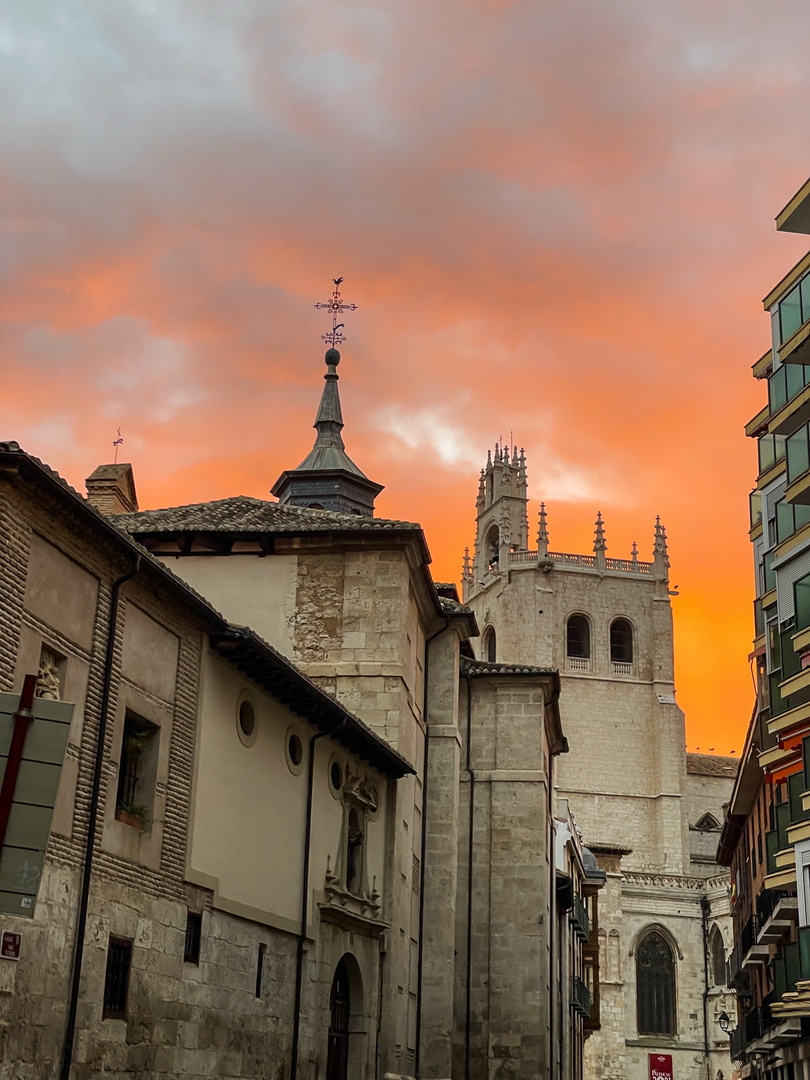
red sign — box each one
[649,1053,673,1080]
[1,932,21,960]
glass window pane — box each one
[796,502,810,531]
[781,284,803,343]
[788,362,806,400]
[788,427,810,484]
[801,275,810,324]
[778,500,796,543]
[764,552,776,593]
[750,490,763,529]
[776,434,787,462]
[770,367,788,412]
[796,574,810,631]
[759,435,776,473]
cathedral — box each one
[459,443,738,1079]
[0,340,737,1080]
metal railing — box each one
[571,976,592,1018]
[570,894,590,941]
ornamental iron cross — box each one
[314,276,358,348]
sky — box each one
[3,1,810,755]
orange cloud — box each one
[4,1,810,754]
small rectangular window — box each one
[116,712,159,828]
[184,911,202,965]
[103,938,132,1019]
[255,943,266,998]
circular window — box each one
[285,728,306,776]
[236,694,258,748]
[330,760,343,794]
[289,734,303,766]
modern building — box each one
[460,443,737,1080]
[718,174,810,1080]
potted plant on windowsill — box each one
[115,801,151,831]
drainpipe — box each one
[463,670,474,1080]
[700,894,711,1077]
[414,618,449,1079]
[60,556,141,1080]
[549,753,557,1079]
[291,723,339,1080]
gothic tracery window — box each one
[709,926,726,988]
[636,930,676,1035]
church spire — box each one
[271,281,383,515]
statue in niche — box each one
[36,647,62,700]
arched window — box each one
[485,524,500,569]
[610,618,634,664]
[482,627,496,663]
[566,614,590,659]
[636,930,676,1035]
[709,927,726,988]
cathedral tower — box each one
[468,442,530,587]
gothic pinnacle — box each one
[593,510,607,552]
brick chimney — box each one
[85,464,139,516]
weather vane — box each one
[314,276,357,348]
[113,428,124,464]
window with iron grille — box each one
[103,938,132,1019]
[116,713,158,823]
[636,931,676,1035]
[184,911,202,965]
[412,854,421,893]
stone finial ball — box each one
[325,348,341,367]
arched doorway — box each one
[327,959,351,1080]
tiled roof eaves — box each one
[686,752,739,778]
[0,444,415,778]
[210,627,415,779]
[461,657,558,677]
[0,443,230,626]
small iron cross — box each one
[314,277,357,348]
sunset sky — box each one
[3,2,810,754]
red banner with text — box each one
[649,1053,673,1080]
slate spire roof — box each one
[270,347,383,515]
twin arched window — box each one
[636,930,676,1035]
[566,614,634,666]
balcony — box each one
[741,914,770,968]
[769,364,810,435]
[570,894,590,942]
[769,266,810,365]
[769,927,810,1023]
[571,975,592,1018]
[729,1023,746,1064]
[777,177,810,234]
[758,432,787,480]
[757,888,799,944]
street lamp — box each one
[717,1011,732,1033]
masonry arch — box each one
[485,523,500,569]
[481,625,497,663]
[566,613,591,661]
[327,953,365,1080]
[634,927,678,1036]
[609,616,634,665]
[708,924,726,988]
